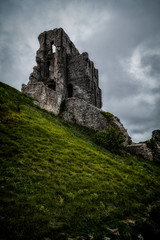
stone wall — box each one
[126,143,153,161]
[60,98,131,146]
[22,81,62,115]
[67,52,102,108]
[60,98,107,131]
[126,130,160,162]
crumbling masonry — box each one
[22,28,102,114]
[22,28,160,161]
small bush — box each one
[101,111,114,122]
[94,127,124,153]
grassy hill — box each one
[0,81,160,240]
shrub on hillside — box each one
[94,127,124,153]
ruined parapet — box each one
[22,28,102,114]
[126,130,160,162]
[126,143,153,161]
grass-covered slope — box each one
[0,82,160,240]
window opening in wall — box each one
[51,41,56,53]
[67,84,73,98]
[48,81,56,91]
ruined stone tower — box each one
[22,28,102,115]
[22,28,131,145]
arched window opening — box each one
[51,41,56,53]
[48,81,56,91]
[67,84,73,98]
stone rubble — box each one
[126,130,160,162]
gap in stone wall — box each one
[67,84,73,97]
[48,81,56,91]
[51,41,56,53]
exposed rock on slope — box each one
[126,130,160,162]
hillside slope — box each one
[0,82,160,240]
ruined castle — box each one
[22,28,115,132]
[22,28,160,162]
[22,28,102,114]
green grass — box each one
[0,81,160,240]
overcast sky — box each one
[0,0,160,142]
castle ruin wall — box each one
[22,28,131,146]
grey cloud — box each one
[142,54,160,76]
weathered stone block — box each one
[22,81,62,115]
[126,143,153,161]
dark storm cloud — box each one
[0,0,160,142]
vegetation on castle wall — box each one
[1,82,160,240]
[101,111,114,122]
[94,127,124,153]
